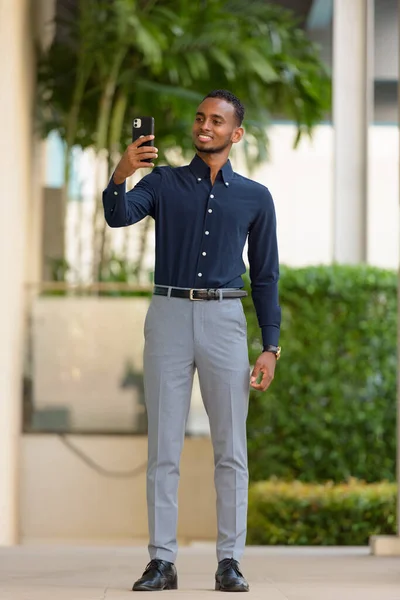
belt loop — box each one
[218,289,223,302]
[167,286,172,298]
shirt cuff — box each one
[107,173,126,197]
[102,174,128,227]
[261,325,280,348]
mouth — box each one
[198,134,213,143]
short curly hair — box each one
[203,89,245,126]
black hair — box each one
[203,89,245,126]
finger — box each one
[250,365,260,386]
[251,368,271,391]
[134,146,158,154]
[251,375,271,392]
[260,372,273,392]
[259,370,271,391]
[250,377,265,391]
[250,383,263,391]
[136,161,155,168]
[134,152,158,160]
[131,135,155,147]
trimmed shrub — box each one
[247,479,397,545]
[243,265,397,483]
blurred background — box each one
[0,0,399,553]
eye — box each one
[213,120,222,126]
[195,117,203,122]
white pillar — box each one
[370,0,400,556]
[0,0,56,546]
[333,0,374,263]
[0,0,33,545]
[396,0,400,544]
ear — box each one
[232,127,244,145]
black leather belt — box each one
[153,286,248,301]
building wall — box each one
[308,0,398,80]
[21,435,217,543]
[308,0,399,122]
[28,294,210,436]
[0,0,39,544]
[374,0,398,81]
[251,124,399,269]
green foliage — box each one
[37,1,331,282]
[97,253,154,296]
[247,479,397,545]
[242,265,397,483]
[36,0,330,164]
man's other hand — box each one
[250,352,276,392]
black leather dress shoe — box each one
[132,559,178,591]
[215,558,249,592]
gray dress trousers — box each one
[143,288,250,563]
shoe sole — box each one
[215,581,249,592]
[132,578,178,591]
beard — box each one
[194,139,232,154]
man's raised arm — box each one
[102,135,159,228]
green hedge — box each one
[247,479,397,545]
[243,265,397,483]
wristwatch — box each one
[263,345,281,360]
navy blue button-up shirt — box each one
[102,154,281,347]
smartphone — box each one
[132,117,155,163]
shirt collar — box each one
[189,154,234,185]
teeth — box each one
[199,135,212,141]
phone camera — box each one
[133,118,142,128]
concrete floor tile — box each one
[0,546,398,600]
[284,590,400,600]
[105,587,288,599]
[0,587,103,600]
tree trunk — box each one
[91,50,128,282]
[97,91,128,281]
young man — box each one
[102,90,281,592]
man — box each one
[102,90,281,592]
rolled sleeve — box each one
[247,188,281,348]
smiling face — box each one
[192,97,244,156]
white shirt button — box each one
[210,194,214,199]
[114,191,118,195]
[202,252,207,256]
[197,178,202,182]
[225,182,229,187]
[208,209,213,213]
[198,273,202,277]
[205,231,209,235]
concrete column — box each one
[333,0,374,263]
[0,0,33,545]
[370,0,400,557]
[0,0,56,546]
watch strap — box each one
[263,345,281,360]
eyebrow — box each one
[196,111,225,121]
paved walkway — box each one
[0,544,399,599]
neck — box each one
[196,151,230,184]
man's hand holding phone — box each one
[113,135,158,185]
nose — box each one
[200,119,212,132]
